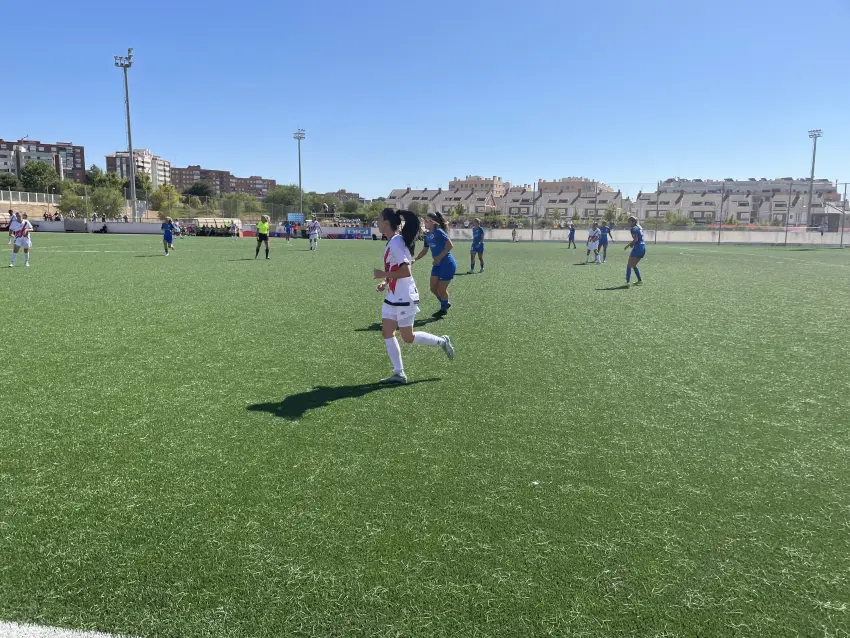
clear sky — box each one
[3,0,848,198]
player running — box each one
[229,221,239,241]
[469,218,485,273]
[624,215,646,285]
[373,208,454,385]
[308,218,322,250]
[567,223,577,249]
[8,212,33,267]
[284,221,292,243]
[161,217,175,256]
[586,221,601,264]
[598,221,614,262]
[414,211,456,315]
[255,215,270,259]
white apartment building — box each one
[448,175,507,197]
[106,149,171,189]
[659,177,838,199]
[538,177,614,194]
[386,188,497,214]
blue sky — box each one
[3,0,848,198]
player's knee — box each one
[400,331,415,344]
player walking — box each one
[7,210,14,245]
[284,221,292,243]
[624,215,646,285]
[308,218,322,250]
[599,221,614,263]
[567,223,577,249]
[161,217,175,256]
[255,215,270,259]
[469,218,485,273]
[374,208,454,385]
[8,212,33,267]
[586,221,601,264]
[414,211,456,315]
[229,221,238,241]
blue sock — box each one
[634,266,641,281]
[470,262,475,270]
[626,266,632,283]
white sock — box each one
[384,337,403,374]
[10,253,16,264]
[413,332,444,347]
[24,254,29,264]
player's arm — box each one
[374,263,411,280]
[414,246,429,262]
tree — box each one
[361,200,388,221]
[265,184,302,207]
[60,180,86,196]
[85,164,104,184]
[342,199,359,214]
[603,204,618,222]
[149,184,181,212]
[20,161,60,192]
[408,202,429,217]
[135,172,153,197]
[91,187,126,218]
[0,173,19,190]
[58,191,83,216]
[183,180,214,198]
[187,195,203,210]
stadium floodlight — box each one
[806,129,823,229]
[115,48,137,219]
[293,129,306,215]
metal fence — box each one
[1,190,61,205]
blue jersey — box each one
[631,225,645,245]
[285,224,292,233]
[161,222,174,237]
[472,227,484,248]
[425,228,452,263]
[600,226,612,241]
[568,227,575,237]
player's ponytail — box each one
[398,209,419,254]
[427,211,448,232]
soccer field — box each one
[2,234,849,637]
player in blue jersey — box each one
[567,223,577,248]
[598,221,614,262]
[284,221,292,243]
[414,211,456,315]
[161,217,175,256]
[469,218,485,273]
[623,215,646,285]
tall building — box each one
[323,189,362,202]
[105,149,171,189]
[449,176,507,197]
[171,165,275,198]
[0,138,85,183]
[537,177,613,194]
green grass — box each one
[2,234,849,637]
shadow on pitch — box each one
[248,379,440,421]
[354,315,444,332]
[134,254,166,258]
[596,285,631,291]
[227,257,259,261]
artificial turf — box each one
[1,234,849,637]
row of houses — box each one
[386,186,840,225]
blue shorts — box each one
[568,234,575,241]
[599,239,608,247]
[471,244,484,254]
[630,244,646,259]
[431,257,457,281]
[163,234,173,244]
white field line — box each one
[0,621,137,638]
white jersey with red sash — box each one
[383,234,419,305]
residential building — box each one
[385,188,497,215]
[537,177,613,194]
[448,175,507,197]
[105,149,171,189]
[171,164,275,198]
[0,138,85,183]
[234,176,276,198]
[502,188,541,217]
[658,177,838,199]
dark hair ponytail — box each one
[382,208,418,253]
[427,211,448,232]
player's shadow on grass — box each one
[134,254,165,258]
[227,257,259,261]
[354,316,444,332]
[596,285,630,291]
[248,380,440,421]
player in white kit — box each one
[586,221,601,264]
[9,213,33,267]
[308,218,322,250]
[373,208,454,384]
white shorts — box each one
[14,237,32,249]
[382,302,420,328]
[309,233,319,239]
[587,241,599,250]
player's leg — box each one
[255,237,261,258]
[9,244,18,266]
[632,256,643,283]
[429,275,440,303]
[163,238,169,256]
[381,314,406,383]
[23,246,29,266]
[264,237,270,259]
[478,249,484,272]
[436,280,452,312]
[469,250,475,274]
